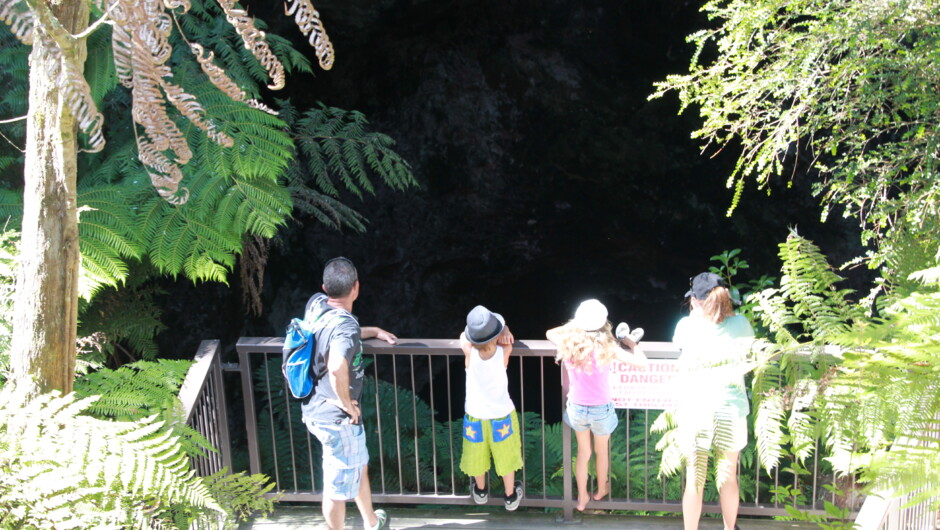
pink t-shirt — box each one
[564,353,612,406]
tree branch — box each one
[72,1,117,39]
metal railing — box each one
[854,426,940,530]
[233,337,850,522]
[178,339,232,477]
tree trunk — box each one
[11,0,89,394]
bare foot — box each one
[592,481,609,501]
[576,491,589,511]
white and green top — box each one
[672,313,754,416]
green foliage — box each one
[194,470,279,526]
[68,358,279,528]
[0,383,223,528]
[281,102,417,232]
[0,3,416,360]
[77,268,168,365]
[747,232,940,506]
[650,0,940,273]
[0,2,415,297]
[775,483,856,530]
[0,229,16,384]
[707,248,775,331]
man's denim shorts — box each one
[563,401,619,436]
[306,419,370,500]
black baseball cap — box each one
[685,272,726,300]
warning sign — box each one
[610,359,680,410]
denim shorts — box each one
[564,401,618,436]
[306,419,370,500]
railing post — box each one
[561,366,574,522]
[211,344,233,471]
[239,349,262,475]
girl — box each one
[546,299,647,511]
[673,272,754,530]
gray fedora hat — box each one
[465,305,505,345]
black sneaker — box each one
[471,481,489,505]
[504,480,523,511]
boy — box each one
[459,305,525,510]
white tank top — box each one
[465,345,515,419]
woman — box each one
[673,272,754,530]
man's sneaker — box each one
[368,509,389,530]
[471,481,489,504]
[504,480,524,511]
[615,322,644,344]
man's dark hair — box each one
[323,257,358,297]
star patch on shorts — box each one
[491,414,513,442]
[463,415,483,443]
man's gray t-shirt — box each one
[300,293,364,424]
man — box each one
[302,257,397,530]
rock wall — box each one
[158,0,864,355]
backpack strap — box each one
[308,307,354,382]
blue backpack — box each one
[281,310,346,399]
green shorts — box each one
[459,410,523,478]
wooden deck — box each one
[239,505,819,529]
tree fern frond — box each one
[214,0,285,90]
[284,104,416,230]
[755,392,786,473]
[290,186,367,232]
[0,189,22,227]
[283,0,333,71]
[0,384,223,528]
[85,23,118,108]
[0,0,35,44]
[215,175,292,238]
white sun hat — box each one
[573,299,608,331]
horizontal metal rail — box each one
[235,337,848,522]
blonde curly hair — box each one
[553,321,620,374]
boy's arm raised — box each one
[500,326,514,367]
[459,332,473,368]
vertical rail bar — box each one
[208,349,232,471]
[262,354,281,487]
[812,437,819,511]
[239,350,261,475]
[428,354,439,495]
[283,368,299,490]
[392,355,404,494]
[626,409,631,499]
[540,356,547,500]
[754,445,760,507]
[410,354,420,494]
[644,409,649,502]
[446,356,456,494]
[561,364,574,522]
[372,354,386,495]
[519,354,527,491]
[306,421,316,492]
